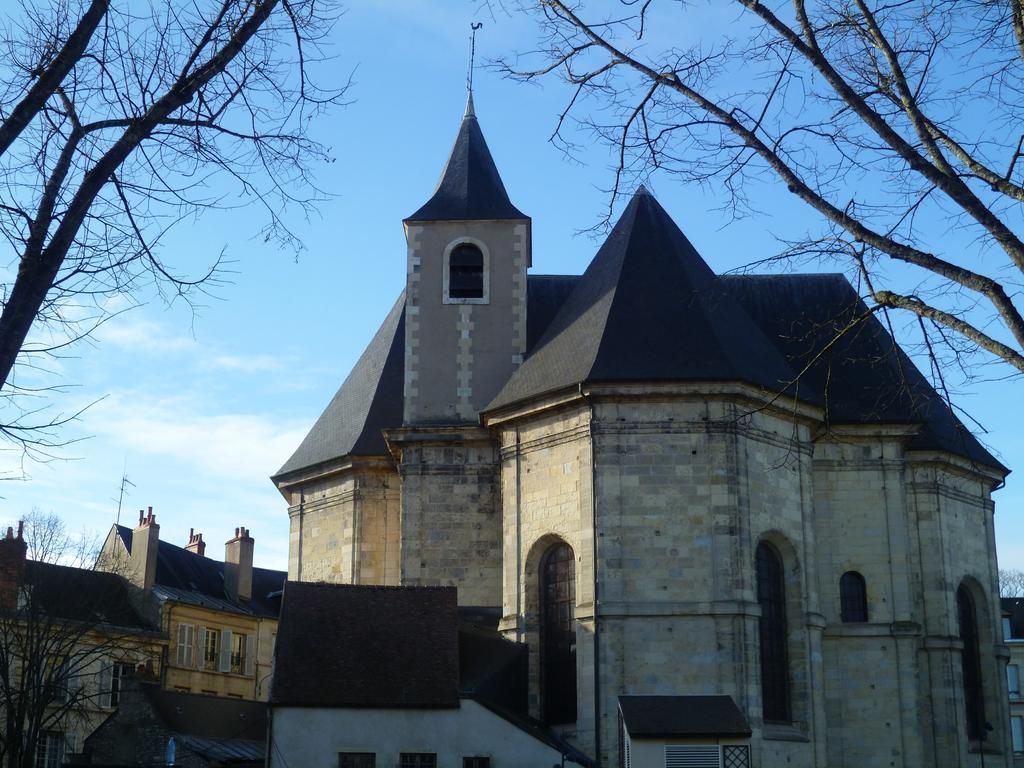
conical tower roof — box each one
[406,96,527,222]
[487,188,795,410]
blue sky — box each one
[1,2,1022,573]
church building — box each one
[272,95,1011,768]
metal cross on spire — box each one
[467,22,483,112]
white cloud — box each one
[203,353,282,373]
[90,392,307,484]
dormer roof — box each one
[405,97,527,223]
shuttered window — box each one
[400,754,436,768]
[339,753,375,768]
[448,244,484,299]
[664,745,719,768]
[176,624,194,668]
[203,628,219,671]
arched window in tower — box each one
[958,584,985,740]
[540,541,577,725]
[448,243,484,299]
[839,571,868,623]
[756,540,791,723]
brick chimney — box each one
[129,507,159,591]
[224,526,253,602]
[185,528,206,557]
[0,521,27,609]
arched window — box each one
[839,571,868,623]
[958,584,985,739]
[540,541,576,724]
[756,541,791,723]
[448,243,484,299]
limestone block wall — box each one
[906,457,1009,768]
[395,430,502,607]
[284,463,400,586]
[497,405,594,744]
[403,220,529,424]
[813,437,925,768]
[590,398,822,768]
[497,395,824,768]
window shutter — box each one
[176,625,187,666]
[665,745,720,768]
[197,626,207,668]
[98,662,113,709]
[220,630,232,672]
[244,634,254,676]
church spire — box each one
[404,99,527,223]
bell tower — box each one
[401,95,531,425]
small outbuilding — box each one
[618,695,751,768]
[268,581,588,768]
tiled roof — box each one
[618,694,752,738]
[405,97,527,223]
[270,582,459,708]
[273,292,406,479]
[22,560,158,632]
[488,187,796,409]
[115,526,285,618]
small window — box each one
[230,632,246,674]
[1013,716,1024,753]
[204,629,220,671]
[839,571,868,623]
[400,754,437,768]
[340,754,375,768]
[108,662,134,707]
[448,243,484,299]
[463,758,490,768]
[1010,664,1021,699]
[35,731,65,768]
[1004,617,1013,641]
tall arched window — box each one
[839,571,868,623]
[448,243,484,299]
[541,541,576,725]
[958,584,985,739]
[756,541,791,723]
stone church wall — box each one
[907,458,1009,768]
[395,430,503,606]
[284,464,400,585]
[498,394,826,768]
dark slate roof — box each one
[1002,597,1024,639]
[720,274,1004,471]
[115,526,285,619]
[618,695,752,738]
[488,187,796,409]
[270,582,459,708]
[273,292,405,479]
[274,275,577,478]
[146,687,267,742]
[176,735,264,765]
[406,97,527,222]
[21,560,158,632]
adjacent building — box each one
[273,96,1012,768]
[99,509,286,701]
[0,523,165,767]
[268,581,588,768]
[1003,597,1024,764]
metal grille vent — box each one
[722,746,750,768]
[665,745,720,768]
